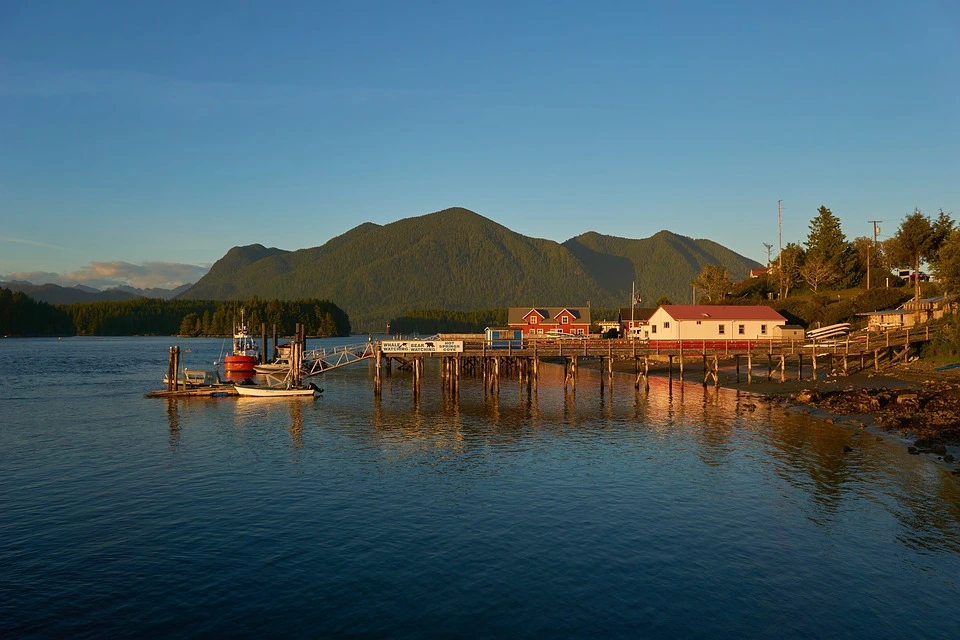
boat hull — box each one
[224,355,257,372]
[253,361,291,374]
[234,384,322,398]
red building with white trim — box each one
[508,307,592,336]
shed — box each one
[773,324,805,340]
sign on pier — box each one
[381,340,463,354]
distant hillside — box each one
[1,281,192,304]
[1,282,141,305]
[180,207,761,330]
[563,230,759,305]
[115,283,194,300]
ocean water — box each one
[1,336,959,639]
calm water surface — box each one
[2,336,959,638]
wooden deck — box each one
[144,386,238,398]
[438,325,934,359]
[373,326,939,395]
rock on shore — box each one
[785,383,960,463]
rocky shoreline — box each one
[608,357,960,474]
[764,362,960,470]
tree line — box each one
[387,308,507,335]
[0,292,352,337]
[692,206,959,314]
[0,287,75,336]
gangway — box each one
[301,342,377,377]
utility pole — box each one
[867,220,882,290]
[763,243,773,267]
[778,200,783,299]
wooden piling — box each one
[260,323,267,364]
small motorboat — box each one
[253,357,293,374]
[234,382,323,398]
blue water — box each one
[2,336,959,639]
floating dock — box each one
[144,386,238,398]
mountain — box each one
[115,283,194,300]
[1,281,194,304]
[1,282,141,305]
[180,208,761,330]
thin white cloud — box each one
[0,57,431,114]
[0,235,66,250]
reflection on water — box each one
[1,337,959,638]
[365,359,960,553]
[289,400,303,449]
[166,397,180,449]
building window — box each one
[537,328,543,335]
[719,325,725,335]
[664,321,670,329]
[576,328,584,335]
[530,316,538,324]
[561,316,569,324]
[696,320,701,325]
[761,324,767,335]
[652,325,657,334]
[738,325,745,335]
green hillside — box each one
[565,230,759,305]
[181,208,761,330]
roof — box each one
[507,307,591,325]
[857,310,912,317]
[617,307,656,323]
[749,268,769,277]
[657,305,787,322]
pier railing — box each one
[395,325,936,360]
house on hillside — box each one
[858,295,952,331]
[749,268,769,279]
[647,305,788,341]
[508,307,591,336]
[617,307,656,339]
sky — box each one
[1,0,958,290]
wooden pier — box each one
[372,326,937,397]
[147,325,938,400]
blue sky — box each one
[1,0,957,289]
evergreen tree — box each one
[0,287,75,336]
[933,228,960,303]
[805,205,855,288]
[886,209,949,323]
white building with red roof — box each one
[647,305,788,341]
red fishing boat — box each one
[223,311,261,374]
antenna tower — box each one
[778,200,783,299]
[867,219,882,289]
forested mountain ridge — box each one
[565,230,762,304]
[180,208,761,330]
[1,281,193,304]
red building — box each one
[508,307,592,336]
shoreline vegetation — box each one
[604,356,960,474]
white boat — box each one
[253,358,293,374]
[234,382,323,398]
[254,355,317,375]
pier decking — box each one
[147,326,938,399]
[372,326,937,396]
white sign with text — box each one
[381,340,464,354]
